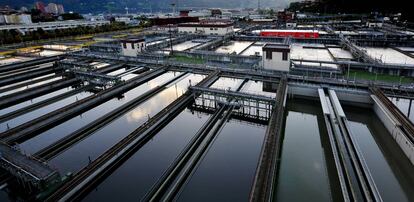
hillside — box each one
[289,0,414,22]
[2,0,296,13]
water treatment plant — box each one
[1,7,414,202]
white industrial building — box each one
[367,21,383,28]
[262,44,291,72]
[0,14,32,25]
[286,22,297,28]
[46,3,59,15]
[178,22,234,36]
[0,20,110,34]
[121,38,146,57]
[115,17,132,24]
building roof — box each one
[260,29,319,33]
[178,21,233,28]
[263,44,290,52]
[121,38,145,43]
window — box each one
[214,28,218,30]
[266,51,272,59]
[123,43,127,49]
[210,28,213,30]
[131,43,135,49]
[282,52,288,61]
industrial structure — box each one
[0,13,414,202]
[178,21,234,35]
[0,20,110,34]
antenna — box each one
[258,0,261,11]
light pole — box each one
[169,3,175,55]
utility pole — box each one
[169,3,175,55]
[169,23,173,55]
[258,0,261,13]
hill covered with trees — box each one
[288,0,414,22]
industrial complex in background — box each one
[0,0,414,201]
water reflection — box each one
[274,98,339,202]
[345,105,414,202]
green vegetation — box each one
[258,9,276,17]
[60,13,84,21]
[0,22,131,45]
[348,70,414,84]
[172,55,205,64]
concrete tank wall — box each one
[372,95,414,165]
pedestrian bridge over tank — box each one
[0,143,61,190]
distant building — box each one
[46,3,59,15]
[188,10,210,18]
[82,14,105,22]
[1,14,32,25]
[296,13,307,19]
[286,21,297,28]
[35,2,46,13]
[248,14,267,20]
[221,10,233,19]
[250,19,276,24]
[0,15,5,25]
[0,5,15,14]
[178,21,234,36]
[57,4,65,14]
[210,9,222,17]
[366,20,383,28]
[20,7,29,13]
[4,15,19,24]
[150,16,199,26]
[121,38,146,57]
[180,10,190,17]
[115,17,135,25]
[153,25,178,32]
[0,20,110,34]
[258,30,319,39]
[115,17,130,23]
[262,44,291,72]
[18,14,32,24]
[277,11,294,22]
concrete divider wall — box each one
[173,51,260,65]
[287,84,319,98]
[371,95,414,165]
[146,35,200,51]
[335,90,372,105]
[287,84,372,106]
[195,36,228,51]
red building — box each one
[259,30,319,39]
[151,16,199,26]
[277,11,294,22]
[35,1,46,13]
[179,10,190,17]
